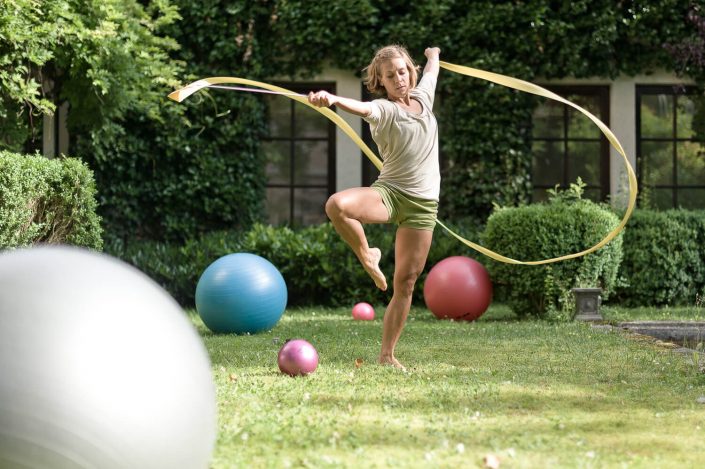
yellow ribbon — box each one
[168,62,637,265]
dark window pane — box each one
[532,188,550,202]
[567,95,601,139]
[676,95,696,139]
[266,187,290,225]
[641,94,673,138]
[294,141,328,185]
[678,188,705,209]
[677,141,705,186]
[263,141,291,184]
[652,188,673,209]
[265,96,291,137]
[583,188,601,203]
[293,188,327,225]
[532,101,563,138]
[532,140,563,186]
[642,142,673,185]
[296,105,328,138]
[568,141,600,185]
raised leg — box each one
[325,187,390,290]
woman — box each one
[308,45,441,369]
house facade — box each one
[42,68,704,226]
[257,66,703,225]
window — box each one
[637,85,705,209]
[531,86,610,202]
[262,83,336,225]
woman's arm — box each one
[423,47,441,79]
[307,91,373,117]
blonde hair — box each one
[363,45,420,97]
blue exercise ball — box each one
[195,253,287,334]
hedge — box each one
[615,209,705,307]
[0,151,102,250]
[106,219,483,308]
[106,206,705,313]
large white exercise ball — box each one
[0,246,216,469]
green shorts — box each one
[371,181,438,231]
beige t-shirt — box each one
[364,73,440,201]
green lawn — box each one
[602,305,705,322]
[193,305,705,468]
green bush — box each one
[481,183,623,320]
[615,209,704,307]
[106,219,484,308]
[0,151,102,250]
[664,209,705,302]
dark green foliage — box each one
[106,219,483,308]
[0,151,102,250]
[615,209,705,306]
[663,210,705,300]
[77,98,266,242]
[482,184,623,320]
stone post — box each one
[572,288,603,322]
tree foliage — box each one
[0,0,182,151]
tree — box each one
[665,3,705,140]
[0,0,182,152]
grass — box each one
[601,305,705,322]
[192,304,705,468]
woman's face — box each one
[379,57,410,100]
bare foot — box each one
[362,247,387,291]
[379,354,406,371]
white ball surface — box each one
[0,246,216,469]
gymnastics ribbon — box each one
[168,62,637,265]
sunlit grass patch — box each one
[194,305,705,468]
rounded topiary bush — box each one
[481,192,623,320]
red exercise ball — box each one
[351,302,375,320]
[423,256,493,321]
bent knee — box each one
[325,193,353,219]
[325,195,342,219]
[394,270,421,297]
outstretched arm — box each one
[308,91,373,117]
[423,47,441,79]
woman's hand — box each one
[424,47,441,60]
[308,90,337,107]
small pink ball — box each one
[351,302,375,321]
[277,339,319,376]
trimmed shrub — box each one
[615,209,703,307]
[481,188,623,320]
[664,209,705,301]
[0,151,102,250]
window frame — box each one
[636,84,704,209]
[263,81,337,225]
[531,85,611,202]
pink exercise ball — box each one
[277,339,319,376]
[352,302,375,320]
[423,256,493,321]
